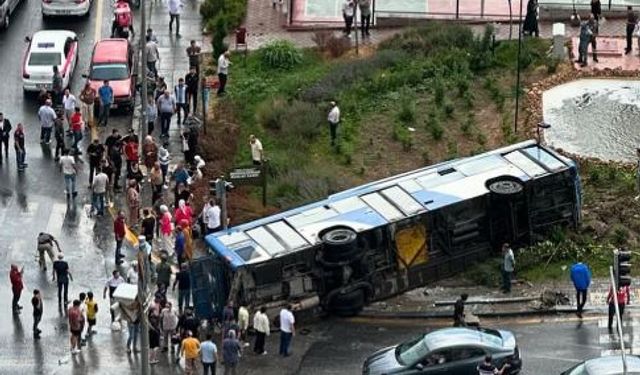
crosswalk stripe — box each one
[598,318,640,328]
[45,203,68,239]
[601,349,632,356]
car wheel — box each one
[321,228,359,263]
[328,288,366,317]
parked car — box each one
[561,355,640,375]
[0,0,25,29]
[22,30,78,92]
[362,327,522,375]
[86,38,135,112]
[42,0,91,17]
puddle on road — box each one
[542,79,640,163]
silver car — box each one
[561,355,640,375]
[0,0,24,29]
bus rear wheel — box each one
[487,176,524,196]
[321,228,359,263]
[328,288,366,317]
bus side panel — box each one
[190,255,230,321]
[528,169,578,237]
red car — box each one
[87,38,135,112]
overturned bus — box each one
[191,140,582,319]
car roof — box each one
[31,30,76,52]
[584,355,640,374]
[92,39,129,64]
[423,328,505,352]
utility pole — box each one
[215,176,228,230]
[513,0,523,134]
[610,265,628,374]
[354,1,359,56]
[140,0,148,140]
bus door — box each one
[190,255,230,321]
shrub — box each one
[433,79,445,106]
[312,30,333,50]
[256,97,288,130]
[260,41,303,70]
[397,90,416,124]
[280,101,324,141]
[312,30,351,58]
[461,114,475,136]
[392,123,413,151]
[379,23,475,56]
[427,116,444,141]
[201,0,246,56]
[483,76,505,111]
[443,99,454,119]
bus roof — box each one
[204,140,574,269]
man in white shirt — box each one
[174,78,188,125]
[168,0,182,37]
[342,0,355,37]
[217,50,231,96]
[145,37,160,76]
[38,99,57,144]
[62,88,77,126]
[253,306,270,355]
[206,199,221,234]
[59,149,78,198]
[103,270,125,323]
[327,101,340,146]
[279,305,295,357]
[92,168,109,216]
[249,134,263,165]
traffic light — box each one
[209,178,235,198]
[615,250,632,288]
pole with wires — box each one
[513,0,523,134]
[610,265,628,374]
[139,0,148,141]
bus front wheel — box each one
[328,288,366,317]
[321,227,359,263]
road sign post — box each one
[227,164,267,207]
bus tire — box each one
[321,228,359,263]
[487,176,524,196]
[328,288,366,317]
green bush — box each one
[312,31,352,58]
[397,90,416,124]
[260,41,303,70]
[201,0,247,57]
[379,23,475,56]
[256,97,288,130]
[427,116,444,141]
[280,101,324,141]
[443,99,454,119]
[392,123,413,151]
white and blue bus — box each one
[191,140,582,319]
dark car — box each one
[561,355,640,375]
[362,327,521,375]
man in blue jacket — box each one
[570,262,592,318]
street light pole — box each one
[513,0,524,134]
[140,0,148,140]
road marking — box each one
[93,0,104,45]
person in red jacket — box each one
[607,284,631,331]
[114,211,127,265]
[10,264,24,313]
[123,138,138,175]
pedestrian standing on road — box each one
[127,179,141,227]
[52,253,72,306]
[175,225,185,267]
[570,261,591,318]
[32,289,43,339]
[160,301,178,352]
[87,138,104,186]
[79,82,97,129]
[253,306,270,355]
[180,330,201,374]
[279,304,295,357]
[201,333,218,375]
[143,135,158,171]
[607,284,631,331]
[453,293,468,327]
[223,329,242,375]
[217,50,231,96]
[206,198,221,234]
[123,133,139,174]
[127,314,141,353]
[85,291,98,336]
[185,66,199,114]
[38,99,56,144]
[626,6,638,54]
[522,0,539,37]
[141,208,157,243]
[158,145,171,188]
[577,19,593,67]
[114,211,126,265]
[477,354,510,375]
[0,112,12,163]
[70,107,84,155]
[174,199,193,228]
[51,65,64,106]
[159,205,174,253]
[150,163,164,204]
[54,112,65,161]
[147,95,158,135]
[68,300,85,354]
[342,0,355,38]
[92,168,109,217]
[98,80,114,127]
[173,263,191,313]
[37,232,60,271]
[146,27,158,43]
[145,36,160,77]
[327,101,340,146]
[238,304,250,346]
[157,90,176,138]
[186,40,201,72]
[175,78,188,125]
[588,13,599,63]
[60,149,78,199]
[501,243,515,294]
[249,135,263,165]
[10,264,24,313]
[359,0,371,37]
[105,128,123,189]
[103,270,125,324]
[155,76,168,101]
[62,89,77,127]
[149,317,161,364]
[13,123,26,171]
[168,0,182,37]
[101,157,115,206]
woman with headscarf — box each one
[127,179,140,227]
[180,219,194,261]
[150,161,164,204]
[174,200,193,228]
[143,135,158,171]
[159,205,173,255]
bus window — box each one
[395,223,428,269]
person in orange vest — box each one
[607,284,631,331]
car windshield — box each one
[396,336,430,366]
[28,52,61,66]
[90,64,128,81]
